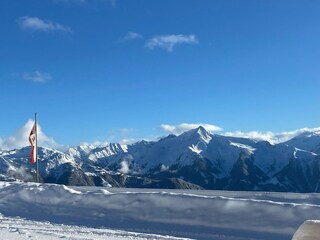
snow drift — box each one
[0,182,319,239]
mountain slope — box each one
[1,127,320,192]
[284,131,320,154]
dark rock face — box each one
[225,153,268,191]
[45,163,95,186]
[274,156,320,193]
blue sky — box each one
[1,0,320,147]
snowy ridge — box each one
[229,142,255,154]
[284,130,320,154]
[68,143,127,162]
[1,126,320,192]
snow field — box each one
[0,182,319,239]
[0,214,191,240]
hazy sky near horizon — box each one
[1,0,320,146]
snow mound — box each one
[0,182,83,205]
[292,220,320,240]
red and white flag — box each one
[29,122,37,164]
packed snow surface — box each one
[0,214,190,240]
[0,182,319,240]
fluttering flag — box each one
[29,122,37,164]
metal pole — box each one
[35,112,39,183]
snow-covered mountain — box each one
[284,130,320,154]
[1,126,320,192]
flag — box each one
[29,122,37,164]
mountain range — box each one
[1,126,320,192]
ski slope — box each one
[0,182,319,240]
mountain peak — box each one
[196,126,210,136]
[284,129,320,153]
[182,126,212,144]
[196,125,206,132]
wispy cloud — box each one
[53,0,86,3]
[53,0,116,6]
[224,127,320,144]
[22,71,52,83]
[119,138,139,145]
[224,131,275,143]
[145,34,198,52]
[117,128,134,135]
[0,120,59,150]
[18,16,71,33]
[121,32,143,42]
[108,0,117,7]
[160,123,223,135]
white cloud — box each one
[224,127,320,144]
[22,71,51,83]
[119,160,129,174]
[53,0,86,3]
[18,16,71,33]
[160,123,223,135]
[122,32,143,42]
[53,0,116,6]
[0,120,59,150]
[119,138,139,145]
[145,34,198,52]
[224,131,275,143]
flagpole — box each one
[35,112,39,183]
